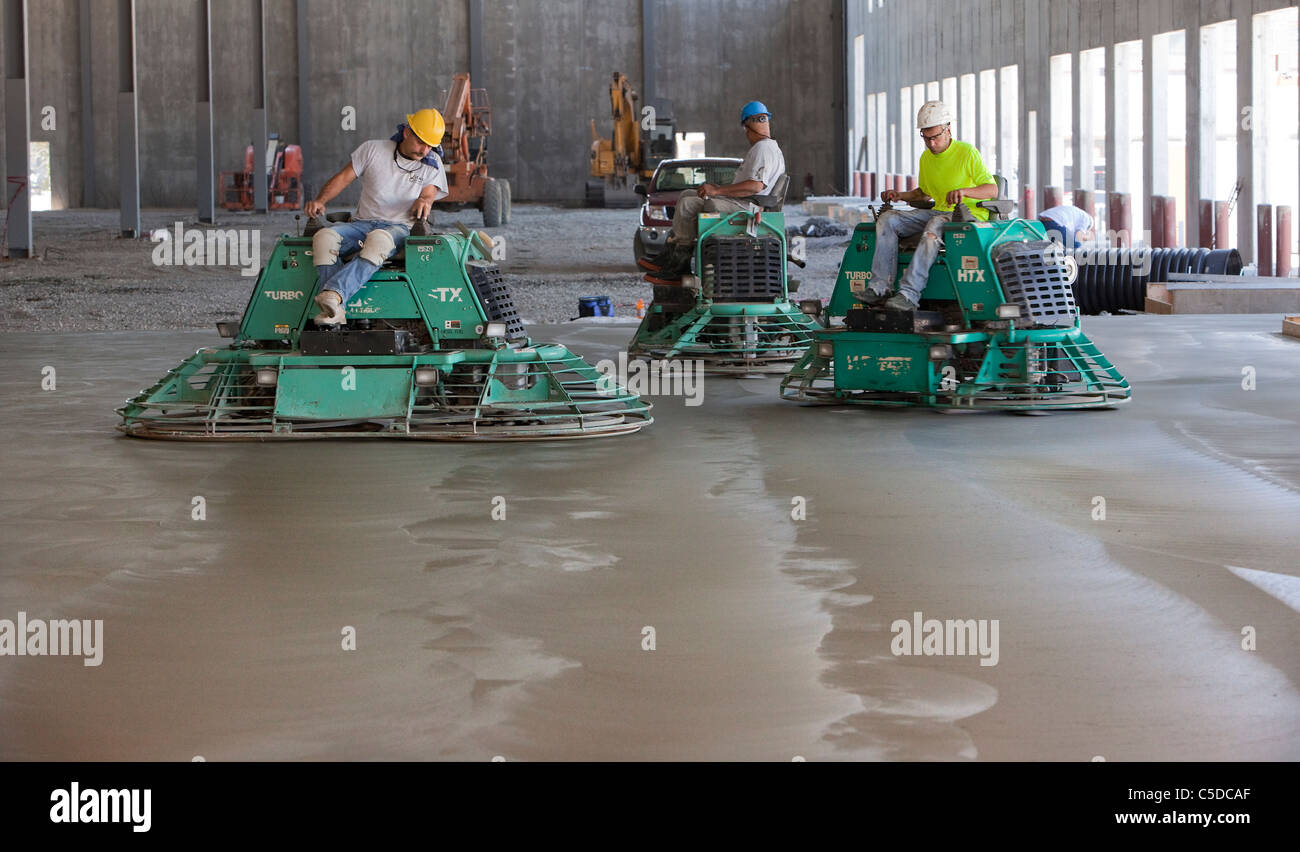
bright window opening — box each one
[29,142,52,212]
[1050,53,1072,191]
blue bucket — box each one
[578,295,614,317]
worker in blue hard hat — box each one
[639,100,786,282]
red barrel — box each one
[1257,205,1273,277]
[1277,206,1293,278]
[1214,202,1230,249]
[1150,196,1166,248]
[1072,189,1095,223]
[1198,200,1214,248]
[1109,192,1132,248]
[1043,187,1064,210]
[1021,187,1036,220]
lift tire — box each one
[482,178,503,227]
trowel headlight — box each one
[414,367,440,387]
[816,341,834,359]
[484,322,507,339]
[996,304,1022,319]
[799,299,822,316]
[929,344,953,361]
[216,320,239,338]
[254,368,278,386]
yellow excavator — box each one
[586,72,675,207]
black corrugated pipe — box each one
[1069,247,1243,313]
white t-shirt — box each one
[350,139,449,226]
[1038,204,1094,235]
[734,137,785,195]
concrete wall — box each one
[1,0,841,210]
[845,0,1299,263]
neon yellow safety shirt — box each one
[918,139,995,221]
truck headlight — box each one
[647,205,669,220]
[996,304,1022,319]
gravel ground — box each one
[0,203,849,331]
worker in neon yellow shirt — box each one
[858,100,998,311]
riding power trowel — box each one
[118,218,653,440]
[626,173,821,374]
[780,179,1131,410]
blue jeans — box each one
[867,208,952,305]
[313,220,410,304]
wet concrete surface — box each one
[1,315,1298,761]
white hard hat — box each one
[916,100,953,129]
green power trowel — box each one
[780,196,1131,410]
[627,176,820,374]
[117,224,652,440]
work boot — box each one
[656,243,695,278]
[883,292,919,312]
[854,286,891,307]
[312,290,346,326]
[637,242,676,272]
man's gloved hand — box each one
[304,199,326,218]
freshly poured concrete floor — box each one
[1,315,1297,761]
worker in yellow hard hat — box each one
[304,108,450,325]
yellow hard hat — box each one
[405,108,445,146]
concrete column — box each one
[469,0,483,91]
[1105,45,1117,195]
[296,0,312,200]
[1235,1,1253,262]
[4,0,32,258]
[117,0,140,238]
[78,0,95,207]
[640,0,653,106]
[1185,8,1204,246]
[196,0,215,223]
[251,0,268,214]
[1070,50,1080,193]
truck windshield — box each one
[653,164,739,192]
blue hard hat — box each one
[740,101,770,125]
